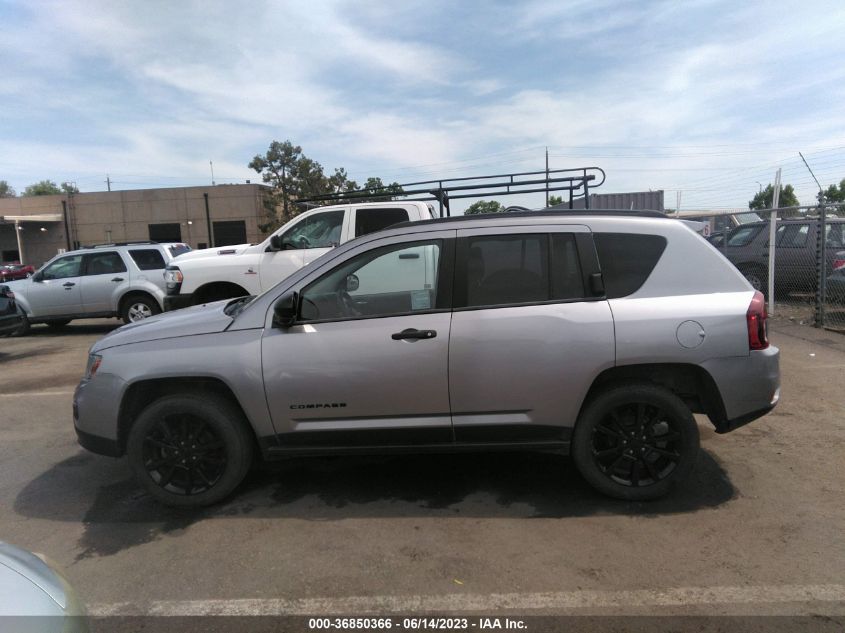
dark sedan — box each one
[0,285,24,336]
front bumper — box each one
[163,293,195,312]
[73,375,125,457]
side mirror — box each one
[273,292,298,328]
[346,274,359,292]
[269,234,286,251]
[32,272,43,282]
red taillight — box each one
[747,290,769,350]
[833,258,845,271]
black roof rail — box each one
[80,241,161,249]
[390,208,667,229]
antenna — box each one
[799,152,823,200]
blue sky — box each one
[1,0,845,212]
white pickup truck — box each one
[163,201,437,310]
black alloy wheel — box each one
[142,414,227,496]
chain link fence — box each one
[676,204,845,332]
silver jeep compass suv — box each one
[73,211,780,507]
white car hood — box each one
[171,243,254,263]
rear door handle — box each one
[391,328,437,341]
[111,277,125,282]
[62,282,76,288]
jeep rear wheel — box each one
[739,266,767,295]
[572,383,699,501]
[127,394,254,507]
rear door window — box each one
[129,249,166,270]
[83,251,127,276]
[593,233,667,299]
[778,224,809,248]
[355,208,410,237]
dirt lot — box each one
[1,319,844,623]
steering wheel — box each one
[297,235,312,248]
[338,290,362,317]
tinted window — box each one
[41,254,83,280]
[825,223,843,248]
[551,234,584,299]
[300,240,441,322]
[594,233,667,299]
[84,251,127,275]
[779,224,809,248]
[727,225,761,247]
[462,234,549,307]
[281,210,344,249]
[168,244,191,257]
[129,249,166,270]
[355,208,409,237]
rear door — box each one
[79,251,130,313]
[448,226,615,443]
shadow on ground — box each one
[14,449,735,560]
[23,322,121,337]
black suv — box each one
[720,217,845,295]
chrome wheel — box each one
[127,302,153,321]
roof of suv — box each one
[392,209,667,230]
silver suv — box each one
[73,212,780,507]
[7,241,190,335]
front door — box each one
[26,254,84,317]
[261,233,454,447]
[448,227,615,443]
[259,209,347,291]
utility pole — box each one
[768,168,781,315]
[545,147,549,207]
[210,161,216,186]
[106,175,111,192]
[676,191,681,213]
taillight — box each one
[747,290,769,350]
[833,258,845,271]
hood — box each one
[92,300,235,352]
[171,243,253,263]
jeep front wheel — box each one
[127,394,254,507]
[572,383,700,501]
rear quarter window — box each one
[129,249,166,270]
[594,233,667,299]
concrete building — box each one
[550,190,665,212]
[0,184,271,267]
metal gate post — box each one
[814,200,827,327]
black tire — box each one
[126,393,254,507]
[45,319,72,329]
[11,313,30,337]
[120,293,161,324]
[572,383,700,501]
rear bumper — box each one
[703,345,780,433]
[163,293,195,312]
[73,374,125,456]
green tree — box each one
[465,200,505,215]
[23,180,63,196]
[0,180,16,197]
[823,178,845,204]
[249,140,404,232]
[749,184,799,211]
[548,194,563,206]
[61,181,79,194]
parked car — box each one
[164,201,437,311]
[0,541,87,631]
[5,241,190,335]
[719,218,845,295]
[74,210,779,507]
[0,264,35,282]
[0,285,24,337]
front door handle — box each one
[62,282,76,288]
[391,328,437,340]
[111,277,124,282]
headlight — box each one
[85,354,102,380]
